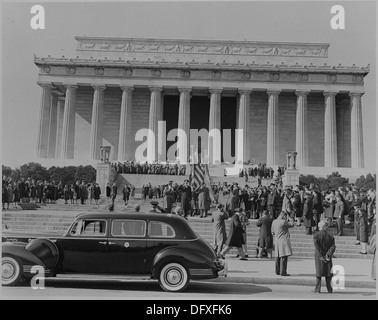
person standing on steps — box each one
[334,194,345,236]
[256,210,273,259]
[271,211,294,276]
[211,203,229,255]
[313,220,336,293]
[109,181,117,212]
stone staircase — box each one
[2,196,373,260]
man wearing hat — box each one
[211,203,229,255]
[267,183,279,220]
[313,220,336,293]
[149,200,166,213]
[334,194,345,236]
[281,186,294,219]
[163,181,175,213]
[178,179,192,218]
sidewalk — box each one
[212,256,376,289]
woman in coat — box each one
[256,210,273,258]
[196,182,211,218]
[271,211,295,276]
[302,191,314,235]
[219,209,247,260]
[357,209,369,254]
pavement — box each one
[212,255,377,290]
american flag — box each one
[189,164,206,189]
[189,164,214,201]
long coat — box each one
[212,210,229,249]
[163,186,176,210]
[271,218,294,257]
[292,193,302,218]
[256,215,273,249]
[303,197,314,228]
[225,214,245,248]
[334,200,344,219]
[197,186,211,210]
[313,230,336,277]
[94,186,101,200]
[357,214,369,243]
[179,185,192,211]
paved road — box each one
[1,279,375,300]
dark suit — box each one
[334,200,344,236]
[313,229,336,293]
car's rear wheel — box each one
[2,255,23,286]
[158,262,189,292]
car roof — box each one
[75,212,185,222]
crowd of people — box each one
[111,161,187,176]
[1,175,106,208]
[238,163,286,182]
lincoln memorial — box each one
[34,36,369,176]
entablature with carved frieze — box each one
[35,55,369,86]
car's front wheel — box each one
[158,262,189,292]
[2,255,23,286]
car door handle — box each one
[99,241,107,245]
[108,242,116,245]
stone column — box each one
[177,87,191,164]
[237,90,251,164]
[324,91,338,167]
[266,90,280,166]
[147,86,163,162]
[295,90,310,167]
[350,92,365,168]
[47,92,59,158]
[55,96,65,158]
[60,84,78,159]
[208,88,222,163]
[118,86,134,162]
[36,83,53,158]
[89,85,106,160]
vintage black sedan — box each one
[2,212,227,292]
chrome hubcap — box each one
[2,262,16,280]
[166,269,182,285]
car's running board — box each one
[55,274,152,281]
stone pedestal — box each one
[282,169,300,187]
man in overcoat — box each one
[178,180,191,218]
[334,194,345,236]
[313,220,336,293]
[271,211,294,276]
[196,182,211,218]
[163,181,176,213]
[256,210,273,258]
[302,191,314,235]
[211,203,229,254]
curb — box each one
[210,276,376,289]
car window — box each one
[112,220,146,237]
[148,221,176,238]
[70,219,106,236]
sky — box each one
[1,0,377,173]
